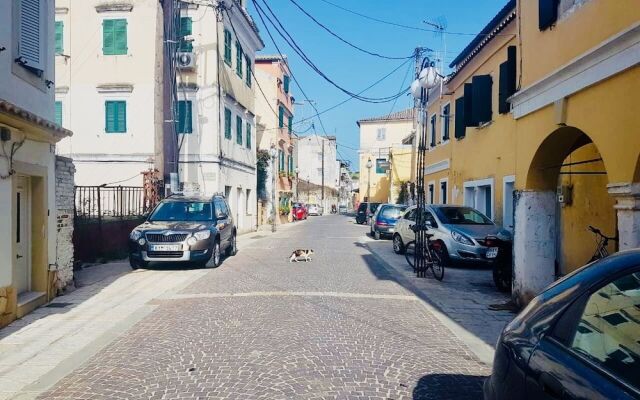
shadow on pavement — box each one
[412,373,486,400]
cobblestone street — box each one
[11,215,514,399]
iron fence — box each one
[74,186,150,222]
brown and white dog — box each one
[289,249,314,262]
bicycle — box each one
[588,225,618,262]
[404,231,445,281]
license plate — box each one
[149,244,181,252]
[486,247,499,259]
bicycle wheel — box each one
[404,241,415,269]
[429,247,445,281]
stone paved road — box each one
[41,215,491,400]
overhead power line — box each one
[286,0,414,60]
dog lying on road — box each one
[289,249,314,262]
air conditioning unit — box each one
[177,52,195,70]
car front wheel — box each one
[207,240,222,268]
[393,234,405,254]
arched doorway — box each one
[514,126,616,304]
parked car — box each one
[128,194,237,269]
[370,204,407,240]
[292,202,308,221]
[308,204,323,216]
[392,205,511,266]
[484,250,640,400]
[355,202,381,224]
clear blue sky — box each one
[248,0,509,170]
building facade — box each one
[297,135,339,211]
[0,0,73,327]
[357,109,414,203]
[255,55,295,223]
[416,0,640,305]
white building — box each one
[1,0,73,326]
[296,135,339,211]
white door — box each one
[14,176,31,294]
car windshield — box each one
[380,206,405,219]
[434,207,493,225]
[149,201,213,221]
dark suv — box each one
[128,194,237,269]
[355,202,380,224]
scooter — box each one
[484,235,513,293]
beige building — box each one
[297,135,339,211]
[0,0,73,327]
[254,55,295,223]
[357,109,414,203]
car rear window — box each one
[380,206,405,219]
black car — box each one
[355,202,380,224]
[128,194,237,269]
[485,250,640,400]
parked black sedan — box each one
[484,250,640,399]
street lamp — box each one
[366,158,373,223]
[269,145,278,233]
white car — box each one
[307,204,322,216]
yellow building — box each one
[421,0,640,305]
[357,109,414,204]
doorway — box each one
[14,176,31,294]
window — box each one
[103,19,127,55]
[539,0,559,31]
[55,101,62,126]
[18,0,45,71]
[55,21,64,54]
[464,83,474,127]
[279,150,285,171]
[454,96,466,139]
[236,116,243,145]
[428,182,435,204]
[569,271,640,390]
[440,180,448,204]
[179,17,193,52]
[464,179,494,219]
[376,128,386,141]
[288,115,293,134]
[288,154,294,174]
[235,41,243,78]
[471,75,492,125]
[176,100,192,134]
[214,198,228,219]
[105,101,126,133]
[246,122,252,149]
[404,208,416,222]
[430,115,437,147]
[278,105,284,128]
[223,29,232,65]
[375,158,387,174]
[499,46,517,114]
[441,103,450,141]
[245,55,252,87]
[283,75,290,93]
[224,107,231,139]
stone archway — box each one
[513,126,615,305]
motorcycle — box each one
[484,235,513,293]
[330,205,337,214]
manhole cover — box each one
[46,303,72,308]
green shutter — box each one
[246,122,251,148]
[278,106,284,128]
[55,21,63,54]
[55,101,62,126]
[180,17,193,52]
[245,55,252,87]
[105,101,126,133]
[177,101,192,134]
[224,30,232,65]
[104,19,127,55]
[288,115,293,134]
[283,75,290,93]
[235,41,243,78]
[279,150,284,171]
[224,108,231,139]
[236,116,242,144]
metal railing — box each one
[74,186,150,222]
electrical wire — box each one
[252,0,409,104]
[286,0,413,60]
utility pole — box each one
[321,138,325,209]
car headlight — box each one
[130,230,142,241]
[193,230,211,241]
[186,236,198,246]
[451,230,474,245]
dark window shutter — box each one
[454,97,465,139]
[539,0,559,31]
[472,75,492,124]
[463,83,474,127]
[499,46,517,114]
